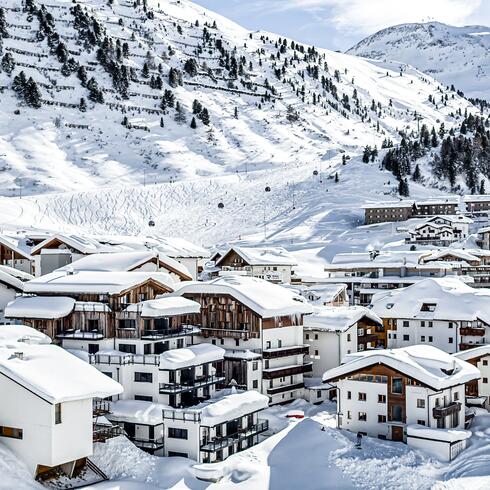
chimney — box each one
[13,352,24,360]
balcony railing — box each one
[199,327,257,340]
[141,325,197,340]
[89,353,160,366]
[93,399,111,416]
[262,362,313,379]
[200,420,269,452]
[162,409,201,422]
[263,346,309,359]
[460,327,486,337]
[159,375,225,394]
[267,382,305,396]
[57,329,105,340]
[132,437,165,450]
[459,342,485,351]
[93,424,124,443]
[433,402,461,419]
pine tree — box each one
[286,104,299,123]
[55,42,68,63]
[184,58,198,77]
[142,62,150,78]
[199,107,210,126]
[12,71,27,97]
[77,66,87,86]
[334,172,339,183]
[190,117,197,129]
[79,97,87,112]
[234,107,238,119]
[168,67,182,87]
[430,127,439,148]
[1,52,15,75]
[362,145,371,163]
[160,117,164,128]
[174,102,186,125]
[192,99,202,115]
[87,77,104,104]
[412,164,421,182]
[480,179,486,195]
[24,78,42,108]
[0,7,9,39]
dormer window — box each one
[421,303,437,312]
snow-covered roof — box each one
[362,201,414,209]
[478,227,490,234]
[74,301,112,312]
[0,324,51,345]
[5,296,76,319]
[0,268,25,292]
[0,339,122,403]
[329,250,431,268]
[216,246,297,266]
[302,283,347,304]
[423,249,481,263]
[31,233,113,255]
[371,277,490,323]
[0,264,34,282]
[411,222,452,232]
[426,215,473,224]
[125,296,201,317]
[58,251,192,280]
[323,345,480,390]
[159,343,224,370]
[24,271,174,295]
[172,275,313,317]
[453,345,490,362]
[108,400,169,425]
[416,197,460,206]
[0,235,32,260]
[464,195,490,203]
[304,306,382,332]
[407,425,471,443]
[167,389,269,427]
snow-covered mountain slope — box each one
[0,1,476,198]
[347,22,490,101]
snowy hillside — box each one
[347,22,490,101]
[0,0,477,199]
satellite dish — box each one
[218,202,224,209]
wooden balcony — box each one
[262,362,312,379]
[57,329,105,340]
[433,402,461,419]
[200,420,268,452]
[93,399,111,416]
[460,343,485,351]
[199,327,257,340]
[159,375,225,394]
[93,424,124,443]
[262,346,309,359]
[460,327,485,337]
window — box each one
[483,377,488,384]
[305,333,310,340]
[392,378,403,394]
[378,415,386,423]
[428,336,433,342]
[449,337,454,344]
[358,392,367,401]
[88,343,99,354]
[403,321,409,328]
[252,380,258,389]
[421,321,425,327]
[135,372,153,383]
[403,335,410,341]
[135,395,153,402]
[235,339,240,347]
[391,405,403,422]
[378,394,386,404]
[168,451,188,458]
[118,344,136,354]
[266,341,271,349]
[87,319,99,330]
[416,399,425,409]
[314,349,319,357]
[317,390,322,398]
[252,361,258,371]
[102,372,112,378]
[417,420,426,426]
[55,403,62,425]
[421,336,425,342]
[421,303,437,312]
[454,392,459,401]
[358,412,367,421]
[118,319,136,330]
[347,411,351,420]
[314,334,318,341]
[428,322,433,328]
[168,428,188,439]
[449,322,453,329]
[347,334,351,342]
[0,426,23,439]
[378,434,387,440]
[347,391,351,400]
[483,360,488,366]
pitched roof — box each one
[58,250,191,280]
[304,306,382,332]
[31,234,114,256]
[173,275,313,317]
[0,235,32,260]
[453,345,490,362]
[371,277,490,323]
[216,246,297,266]
[0,326,122,403]
[24,270,174,295]
[5,296,76,319]
[323,345,480,390]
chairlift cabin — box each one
[218,202,224,209]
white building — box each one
[214,246,297,283]
[161,388,269,462]
[371,277,490,353]
[304,306,383,378]
[323,345,479,461]
[407,215,472,245]
[454,345,490,409]
[173,276,313,405]
[301,283,349,306]
[0,324,122,479]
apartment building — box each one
[323,345,479,461]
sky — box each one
[192,0,490,51]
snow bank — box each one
[304,305,382,332]
[0,324,51,345]
[407,425,471,443]
[108,400,169,425]
[125,296,201,317]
